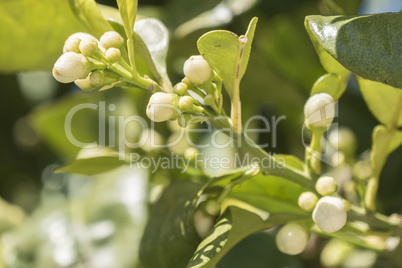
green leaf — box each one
[357,76,402,127]
[55,148,126,176]
[305,12,402,88]
[186,207,302,268]
[197,17,258,99]
[274,154,305,172]
[69,0,113,38]
[116,0,138,39]
[140,182,203,268]
[311,73,348,100]
[0,0,85,72]
[371,126,402,171]
[322,0,362,16]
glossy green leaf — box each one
[311,73,348,100]
[0,0,85,72]
[140,182,202,268]
[69,0,113,38]
[305,13,402,88]
[371,126,402,171]
[197,17,258,99]
[357,76,402,127]
[186,206,302,268]
[55,148,126,175]
[116,0,138,39]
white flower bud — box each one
[74,76,92,91]
[276,222,309,255]
[183,55,213,85]
[315,176,338,196]
[179,96,203,113]
[79,38,98,56]
[298,191,318,211]
[313,196,347,233]
[100,31,124,49]
[63,33,97,53]
[52,52,90,83]
[304,93,335,128]
[173,82,188,96]
[105,48,121,63]
[146,93,180,122]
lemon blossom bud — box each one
[183,55,213,85]
[100,31,124,49]
[146,93,180,122]
[304,93,335,128]
[315,176,338,196]
[63,33,97,53]
[194,204,215,239]
[276,222,309,255]
[173,82,188,96]
[313,196,347,233]
[79,38,98,56]
[89,70,104,87]
[179,96,203,113]
[298,192,318,211]
[105,48,121,63]
[52,52,91,83]
[74,76,92,91]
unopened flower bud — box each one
[74,76,92,91]
[184,147,198,161]
[105,48,121,63]
[204,94,216,107]
[276,222,309,255]
[313,196,347,233]
[179,96,203,113]
[52,52,90,83]
[63,33,97,53]
[90,70,104,87]
[183,55,213,85]
[79,38,98,56]
[205,199,220,216]
[100,31,124,49]
[304,93,335,129]
[173,82,188,96]
[315,176,338,196]
[329,128,357,153]
[146,93,180,122]
[298,192,318,211]
[194,203,215,239]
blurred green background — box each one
[0,0,401,267]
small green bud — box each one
[205,199,220,216]
[179,96,203,113]
[79,38,98,56]
[173,82,188,96]
[90,70,104,87]
[183,55,213,85]
[100,31,124,49]
[105,48,121,63]
[204,94,216,107]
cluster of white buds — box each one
[53,31,129,91]
[304,93,335,130]
[276,222,309,255]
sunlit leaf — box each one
[357,76,402,127]
[197,17,258,99]
[305,12,402,88]
[0,0,85,72]
[311,73,348,100]
[371,126,402,171]
[116,0,138,39]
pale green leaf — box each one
[69,0,113,38]
[372,126,402,171]
[0,0,85,72]
[197,17,258,99]
[305,12,402,88]
[311,73,348,100]
[357,76,402,127]
[116,0,138,39]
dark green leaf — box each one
[186,206,302,268]
[197,17,258,99]
[140,182,203,268]
[305,12,402,88]
[357,76,402,127]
